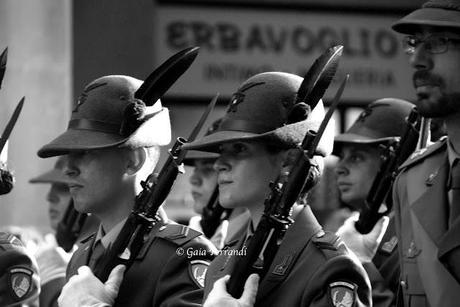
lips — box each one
[218,179,232,185]
[68,183,83,193]
[337,181,352,190]
[413,71,442,88]
[191,191,202,200]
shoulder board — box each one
[79,233,95,244]
[156,223,202,246]
[399,137,447,171]
[312,230,347,259]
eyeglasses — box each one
[403,35,460,55]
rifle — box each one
[227,62,347,299]
[199,186,232,239]
[355,108,420,234]
[93,94,217,281]
[55,199,88,252]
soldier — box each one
[0,232,40,307]
[333,98,415,306]
[185,119,249,250]
[38,75,215,306]
[389,0,460,305]
[183,72,372,306]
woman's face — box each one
[189,159,218,214]
[335,144,382,210]
[214,141,285,212]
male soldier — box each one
[389,0,460,305]
[333,98,415,306]
[38,75,216,306]
[0,232,40,307]
[184,72,372,306]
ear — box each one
[125,148,146,175]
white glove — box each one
[35,234,69,285]
[58,265,125,307]
[204,274,259,307]
[337,213,389,263]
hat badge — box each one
[73,81,107,113]
[227,81,264,113]
[356,106,373,123]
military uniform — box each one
[365,217,400,306]
[204,206,372,307]
[67,221,216,307]
[393,138,460,306]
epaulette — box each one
[399,137,447,171]
[156,223,202,246]
[312,230,346,259]
[79,233,95,244]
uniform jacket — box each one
[393,138,460,307]
[364,216,399,307]
[204,206,372,307]
[67,222,216,307]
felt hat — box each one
[182,72,335,157]
[393,0,460,34]
[38,75,171,158]
[29,156,70,184]
[333,98,415,155]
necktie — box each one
[88,240,105,270]
[449,159,460,226]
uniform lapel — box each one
[438,211,460,283]
[257,206,322,299]
[411,153,449,245]
[67,234,95,278]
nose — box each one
[213,154,230,173]
[64,154,80,178]
[409,45,433,71]
[334,160,349,177]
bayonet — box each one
[0,47,7,89]
[0,97,25,154]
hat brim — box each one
[29,169,73,184]
[182,118,333,157]
[37,129,126,158]
[183,150,219,166]
[332,133,397,156]
[392,7,460,34]
[37,108,171,158]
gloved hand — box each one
[337,213,389,263]
[35,234,69,285]
[58,265,125,307]
[203,274,259,307]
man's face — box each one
[64,148,130,215]
[335,144,382,210]
[408,27,460,117]
[214,141,285,211]
[189,159,218,214]
[46,183,71,231]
